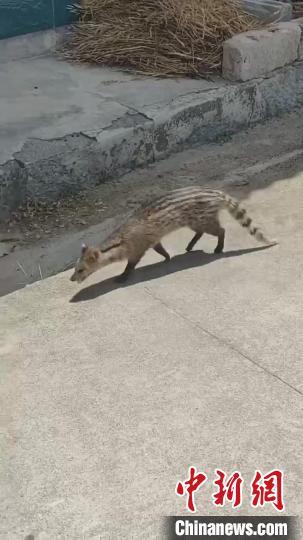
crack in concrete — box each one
[1,131,98,168]
[102,111,152,131]
[86,92,154,123]
[22,131,98,144]
[98,87,222,115]
[9,132,98,167]
[143,287,303,399]
[142,87,223,110]
[114,102,154,123]
[13,158,26,168]
[248,87,257,125]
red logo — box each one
[251,470,284,511]
[176,468,284,513]
[213,470,243,508]
[176,467,207,513]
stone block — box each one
[288,17,303,60]
[223,23,301,81]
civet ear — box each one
[81,243,88,254]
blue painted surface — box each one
[0,0,77,40]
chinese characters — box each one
[176,467,284,513]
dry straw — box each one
[63,0,258,77]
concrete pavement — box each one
[1,171,303,538]
[1,52,303,217]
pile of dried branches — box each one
[63,0,258,77]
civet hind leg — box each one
[204,220,225,254]
[186,231,204,252]
[153,242,170,261]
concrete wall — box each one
[0,0,76,40]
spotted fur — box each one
[70,186,276,283]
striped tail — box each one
[224,195,277,245]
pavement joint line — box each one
[143,286,303,399]
[224,148,303,182]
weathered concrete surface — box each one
[0,27,67,63]
[222,23,301,81]
[1,171,303,538]
[2,108,303,298]
[289,17,303,60]
[1,54,303,218]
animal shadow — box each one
[70,245,274,303]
